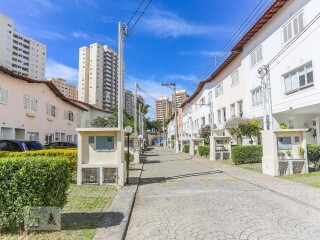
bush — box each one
[183,144,190,153]
[198,146,210,157]
[231,145,262,165]
[0,157,69,231]
[0,149,77,180]
[307,144,320,164]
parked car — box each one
[44,141,77,148]
[0,140,44,152]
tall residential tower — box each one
[78,43,122,110]
[155,97,172,121]
[0,14,46,79]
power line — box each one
[128,0,153,34]
[185,0,272,95]
[127,0,146,26]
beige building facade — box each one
[49,77,78,100]
[155,97,172,121]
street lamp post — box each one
[124,126,133,184]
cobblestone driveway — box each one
[125,147,320,240]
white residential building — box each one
[0,67,112,145]
[0,13,46,80]
[78,43,123,110]
[179,0,320,145]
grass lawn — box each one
[280,171,320,188]
[1,184,118,240]
[221,159,262,173]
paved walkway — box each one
[125,147,320,240]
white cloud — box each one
[46,59,78,85]
[139,7,227,38]
[72,31,116,45]
[180,50,224,57]
[36,30,66,40]
[165,74,196,82]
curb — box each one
[93,162,144,240]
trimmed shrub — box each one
[183,144,190,153]
[307,144,320,164]
[231,145,262,165]
[0,157,69,231]
[0,149,77,180]
[198,146,210,157]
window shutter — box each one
[293,17,299,36]
[64,110,67,119]
[298,13,304,32]
[23,96,27,109]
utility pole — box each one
[162,83,178,153]
[117,22,128,130]
[258,65,273,130]
[134,82,138,136]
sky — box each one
[0,0,274,119]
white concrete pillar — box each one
[210,136,214,161]
[315,117,320,144]
[190,140,194,155]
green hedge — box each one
[307,144,320,164]
[231,145,262,165]
[198,146,210,157]
[0,157,69,231]
[0,149,77,180]
[183,144,190,153]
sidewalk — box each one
[177,148,320,212]
[93,163,144,240]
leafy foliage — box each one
[199,125,211,145]
[183,144,190,153]
[0,149,77,181]
[91,107,134,128]
[198,146,210,157]
[307,144,320,166]
[239,120,261,144]
[231,145,262,165]
[0,157,69,231]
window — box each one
[64,110,74,122]
[277,137,292,150]
[0,87,8,104]
[283,12,304,44]
[208,91,212,103]
[284,63,313,94]
[46,104,57,117]
[199,97,205,106]
[230,103,235,118]
[222,108,226,122]
[201,117,205,126]
[24,96,37,111]
[215,83,223,97]
[217,110,221,124]
[251,87,262,106]
[231,70,239,86]
[125,140,134,148]
[250,46,263,67]
[76,114,82,126]
[96,136,115,151]
[237,100,243,117]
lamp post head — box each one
[125,126,133,135]
[138,134,143,139]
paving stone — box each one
[125,147,320,240]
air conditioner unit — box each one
[26,112,36,118]
[47,116,54,121]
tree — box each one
[91,107,134,128]
[224,117,250,145]
[199,125,211,145]
[239,120,261,144]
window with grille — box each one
[24,95,37,111]
[231,70,239,86]
[0,87,8,104]
[251,87,262,106]
[282,12,304,44]
[215,83,223,97]
[46,104,57,117]
[284,63,313,95]
[64,110,74,122]
[250,46,263,67]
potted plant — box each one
[298,146,305,158]
[279,122,288,129]
[277,151,285,160]
[286,150,292,159]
